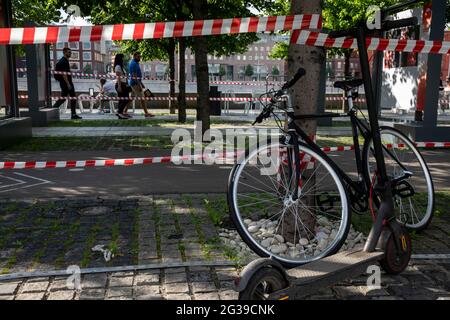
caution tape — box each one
[18,95,274,102]
[17,68,284,86]
[291,30,450,55]
[18,94,362,102]
[0,14,321,45]
[1,143,448,170]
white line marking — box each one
[0,173,53,193]
[0,174,26,189]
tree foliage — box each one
[266,0,404,61]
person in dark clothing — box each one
[114,54,131,119]
[52,47,82,119]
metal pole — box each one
[423,0,446,128]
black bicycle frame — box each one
[286,110,371,197]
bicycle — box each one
[227,69,434,268]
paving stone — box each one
[189,272,213,282]
[215,269,238,281]
[165,293,191,300]
[134,274,159,286]
[16,292,45,300]
[50,279,71,291]
[191,282,217,293]
[218,290,239,300]
[109,276,134,287]
[79,289,106,300]
[219,281,234,290]
[107,287,133,298]
[47,291,75,300]
[82,273,108,289]
[134,285,160,296]
[333,286,389,298]
[137,269,161,275]
[111,271,135,277]
[21,281,49,293]
[0,283,19,295]
[27,277,50,283]
[135,294,165,300]
[387,285,447,298]
[164,272,187,284]
[164,282,190,294]
[194,292,220,300]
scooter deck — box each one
[271,250,384,300]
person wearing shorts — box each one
[128,52,154,118]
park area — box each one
[0,0,449,304]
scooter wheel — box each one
[379,227,412,275]
[239,267,288,300]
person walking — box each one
[129,52,154,118]
[52,47,82,119]
[114,54,131,119]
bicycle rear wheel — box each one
[227,142,351,268]
[362,126,434,232]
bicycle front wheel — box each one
[227,142,351,268]
[362,126,434,232]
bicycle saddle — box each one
[333,78,364,91]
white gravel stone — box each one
[330,229,337,240]
[316,231,329,240]
[274,235,285,243]
[271,244,288,254]
[244,219,252,226]
[248,225,259,233]
[299,238,309,246]
[261,238,274,248]
[317,238,328,251]
[317,217,332,227]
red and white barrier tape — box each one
[18,94,363,102]
[0,14,321,45]
[1,143,448,170]
[18,95,275,102]
[291,30,450,55]
[17,68,284,86]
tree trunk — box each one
[193,0,210,137]
[343,49,353,112]
[168,39,177,114]
[284,0,325,243]
[178,38,187,123]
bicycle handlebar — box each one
[281,68,306,91]
[252,68,306,125]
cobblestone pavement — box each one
[0,260,448,300]
[0,194,449,300]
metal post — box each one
[0,0,19,118]
[423,0,446,128]
[317,54,331,126]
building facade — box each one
[49,41,108,74]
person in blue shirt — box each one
[129,52,154,118]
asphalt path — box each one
[0,149,448,199]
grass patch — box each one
[48,118,252,128]
[2,136,174,152]
[203,197,228,227]
[434,191,450,218]
[130,208,141,265]
[81,224,101,268]
[151,203,162,260]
